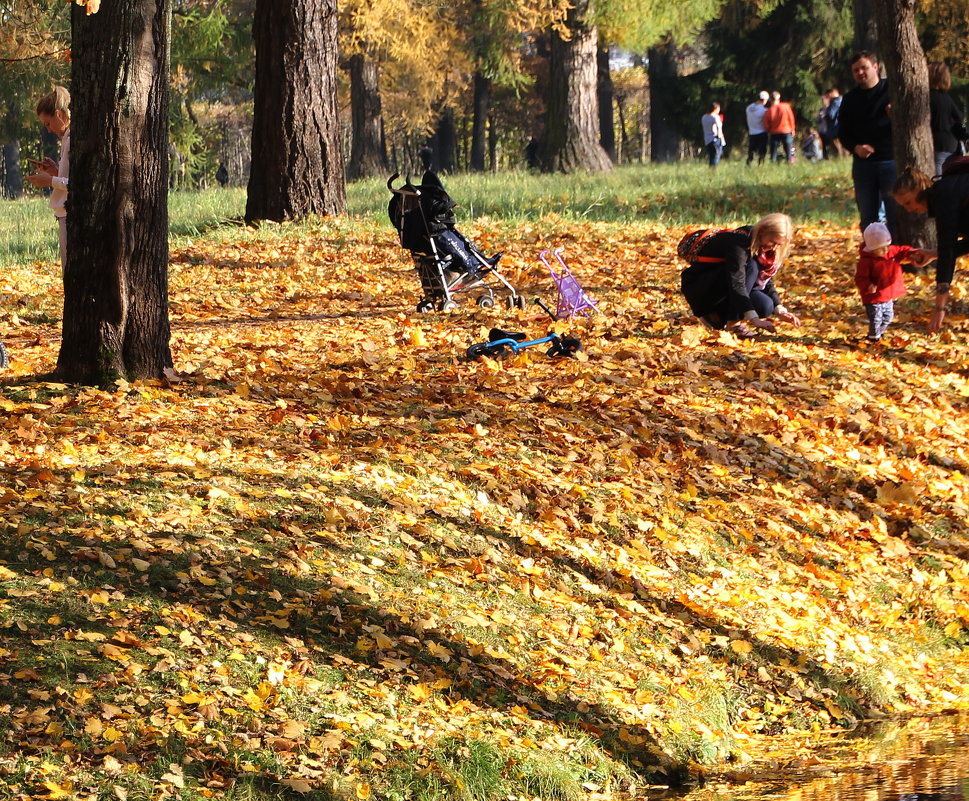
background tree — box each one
[59,0,174,384]
[596,0,726,162]
[541,0,612,172]
[338,0,459,178]
[169,0,255,188]
[873,0,934,247]
[246,0,345,223]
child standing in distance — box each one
[854,222,917,342]
[27,86,71,274]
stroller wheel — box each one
[0,341,7,370]
[440,300,458,311]
[507,295,526,310]
[416,299,435,314]
[476,295,495,309]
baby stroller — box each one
[388,171,523,312]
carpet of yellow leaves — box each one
[2,214,969,799]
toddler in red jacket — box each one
[855,222,917,342]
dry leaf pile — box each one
[1,214,969,799]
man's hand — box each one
[854,144,875,159]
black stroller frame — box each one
[388,172,523,313]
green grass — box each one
[0,159,856,270]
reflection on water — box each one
[673,715,969,801]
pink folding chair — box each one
[539,248,599,320]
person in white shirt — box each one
[701,102,726,167]
[745,90,770,165]
[27,86,71,275]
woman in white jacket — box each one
[27,86,71,274]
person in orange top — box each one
[763,91,796,163]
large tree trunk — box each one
[246,0,346,223]
[647,40,680,163]
[853,0,879,53]
[541,0,612,173]
[597,45,616,162]
[470,72,491,172]
[346,52,387,181]
[873,0,935,247]
[59,0,173,385]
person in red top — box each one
[763,91,796,163]
[854,222,917,341]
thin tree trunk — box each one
[346,52,387,180]
[541,0,612,173]
[59,0,173,384]
[434,108,457,173]
[2,142,22,199]
[853,0,879,53]
[873,0,935,247]
[246,0,346,223]
[648,40,680,163]
[597,45,616,162]
[488,114,498,171]
[470,71,491,172]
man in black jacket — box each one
[838,51,897,236]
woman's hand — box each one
[751,318,776,333]
[776,309,801,327]
[929,291,950,334]
[910,248,938,268]
[26,172,53,188]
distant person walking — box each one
[838,51,896,235]
[763,91,796,163]
[701,103,726,167]
[928,61,966,175]
[819,88,846,158]
[26,86,70,274]
[746,91,770,165]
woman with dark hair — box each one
[680,213,802,337]
[928,61,966,175]
[893,166,969,332]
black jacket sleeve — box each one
[929,174,969,286]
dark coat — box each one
[925,172,969,286]
[929,90,964,155]
[680,227,781,320]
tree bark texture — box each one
[873,0,935,247]
[597,45,616,162]
[541,0,612,173]
[246,0,346,223]
[648,41,681,163]
[470,72,491,172]
[346,52,387,180]
[61,0,173,384]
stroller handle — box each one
[387,172,400,192]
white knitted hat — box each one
[863,222,892,251]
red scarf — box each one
[756,250,779,282]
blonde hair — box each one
[36,86,71,120]
[751,213,793,263]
